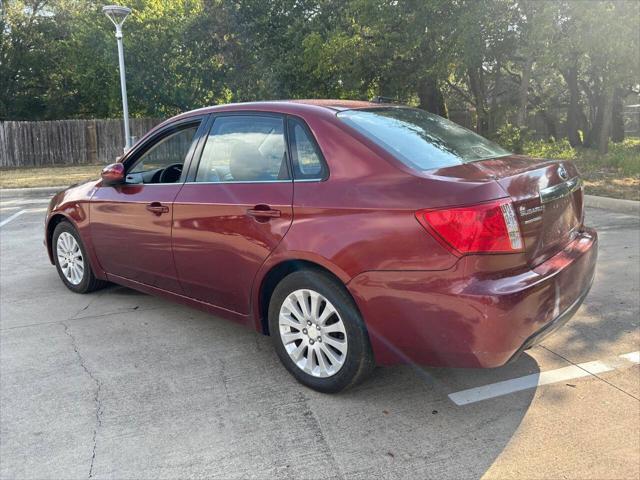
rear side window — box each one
[287,118,327,180]
[195,115,289,182]
[337,107,510,171]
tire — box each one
[268,269,375,393]
[52,221,106,294]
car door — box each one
[172,113,293,315]
[90,117,205,292]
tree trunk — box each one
[611,87,625,143]
[597,86,614,154]
[516,56,533,128]
[584,92,603,149]
[418,77,448,118]
[540,110,558,140]
[468,67,489,136]
[489,59,503,135]
[563,65,582,147]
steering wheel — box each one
[158,163,183,183]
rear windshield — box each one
[337,107,510,171]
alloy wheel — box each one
[278,289,348,378]
[56,232,84,285]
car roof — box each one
[165,99,387,124]
[283,99,379,110]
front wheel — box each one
[53,221,106,294]
[268,270,374,393]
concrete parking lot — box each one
[1,188,639,480]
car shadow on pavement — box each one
[2,279,538,479]
[313,354,540,479]
[69,283,540,479]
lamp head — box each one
[102,5,131,28]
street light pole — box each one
[103,5,132,152]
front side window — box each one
[128,124,199,183]
[195,115,289,182]
[337,107,510,171]
[288,118,327,180]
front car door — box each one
[90,117,205,291]
[172,113,293,317]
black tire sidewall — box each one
[52,221,93,293]
[268,270,373,393]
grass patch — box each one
[0,164,103,189]
[522,138,640,201]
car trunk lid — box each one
[473,155,584,267]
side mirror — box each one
[101,163,125,186]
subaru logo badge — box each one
[558,164,569,181]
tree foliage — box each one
[1,0,638,150]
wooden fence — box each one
[0,118,162,168]
[4,109,635,169]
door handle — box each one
[246,205,281,219]
[146,202,169,215]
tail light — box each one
[415,199,523,255]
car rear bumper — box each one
[347,228,598,368]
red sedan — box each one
[45,100,597,392]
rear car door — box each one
[172,113,293,314]
[90,117,205,291]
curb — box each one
[584,195,639,216]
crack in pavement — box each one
[219,358,231,402]
[62,321,103,478]
[540,345,640,402]
[1,305,166,332]
[296,391,345,480]
[70,290,106,321]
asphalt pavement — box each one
[1,188,638,479]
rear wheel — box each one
[268,270,374,393]
[53,221,106,294]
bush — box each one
[522,139,577,160]
[605,139,640,175]
[520,138,640,176]
[494,124,529,154]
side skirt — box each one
[106,273,252,328]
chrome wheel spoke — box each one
[290,342,307,362]
[294,290,311,319]
[322,321,346,335]
[281,330,303,345]
[322,335,347,355]
[310,292,321,319]
[72,265,81,283]
[282,298,304,323]
[279,288,348,378]
[279,313,302,330]
[317,301,337,326]
[319,343,341,366]
[315,345,331,374]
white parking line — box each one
[621,351,640,364]
[0,210,26,227]
[449,351,640,406]
[0,207,47,228]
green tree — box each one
[1,0,638,155]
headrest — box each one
[229,142,269,181]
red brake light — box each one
[415,199,523,255]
